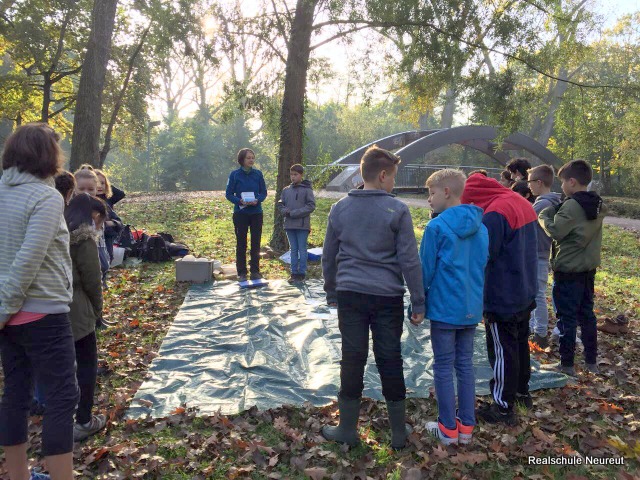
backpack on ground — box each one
[142,234,171,262]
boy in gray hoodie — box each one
[527,165,562,347]
[277,164,316,282]
[321,146,425,450]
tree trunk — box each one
[69,0,119,170]
[535,68,570,147]
[41,75,51,123]
[269,0,317,252]
[440,87,456,128]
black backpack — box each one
[142,234,171,262]
[116,225,135,249]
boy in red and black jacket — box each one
[461,173,538,425]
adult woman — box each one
[0,123,78,480]
[225,148,268,281]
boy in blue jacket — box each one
[416,169,489,445]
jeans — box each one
[0,314,79,455]
[286,229,309,275]
[530,258,550,336]
[233,212,263,276]
[430,323,476,430]
[552,270,598,366]
[485,303,534,411]
[75,331,98,425]
[337,291,405,402]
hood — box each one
[461,173,538,229]
[438,204,484,239]
[69,224,99,246]
[291,179,313,189]
[572,191,603,220]
[537,192,562,207]
[0,167,55,188]
[348,189,395,198]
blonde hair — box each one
[426,169,467,197]
[93,169,112,198]
[74,168,99,185]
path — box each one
[121,190,640,233]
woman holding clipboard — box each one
[225,148,268,282]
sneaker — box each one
[425,420,458,446]
[515,393,533,409]
[73,414,107,442]
[287,275,296,283]
[238,275,247,282]
[30,470,51,480]
[532,333,548,349]
[476,403,517,426]
[540,362,577,377]
[250,272,263,280]
[551,327,581,345]
[585,363,600,374]
[456,418,474,445]
[296,273,306,282]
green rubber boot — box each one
[387,399,413,450]
[322,397,360,446]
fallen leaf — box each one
[304,467,328,480]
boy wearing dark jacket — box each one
[418,169,488,445]
[539,160,606,377]
[461,173,538,425]
[322,146,425,449]
[277,164,316,282]
[527,165,562,348]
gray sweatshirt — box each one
[533,192,562,259]
[277,180,316,231]
[322,189,425,314]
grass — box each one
[603,196,640,220]
[1,192,638,479]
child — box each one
[64,194,108,441]
[0,123,78,480]
[538,160,606,376]
[79,164,126,207]
[526,165,561,348]
[74,169,110,281]
[93,169,123,261]
[55,170,76,205]
[506,158,532,181]
[461,173,538,425]
[225,148,268,282]
[418,169,488,445]
[277,164,316,283]
[512,180,535,203]
[499,170,514,188]
[322,145,425,450]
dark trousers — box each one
[75,331,98,425]
[553,270,598,367]
[337,291,406,402]
[233,212,263,276]
[0,314,79,455]
[485,304,534,412]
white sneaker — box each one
[425,421,458,446]
[73,414,106,442]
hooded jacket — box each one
[69,225,103,341]
[461,174,538,316]
[0,167,73,325]
[277,180,316,231]
[538,191,607,273]
[225,167,268,215]
[322,189,425,314]
[419,204,489,326]
[532,192,562,259]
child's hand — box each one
[410,312,425,326]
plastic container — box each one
[175,257,214,283]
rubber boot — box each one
[387,399,413,450]
[322,397,360,446]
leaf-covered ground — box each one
[1,194,639,479]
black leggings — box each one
[75,331,98,425]
[233,213,263,276]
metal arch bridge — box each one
[322,125,563,192]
